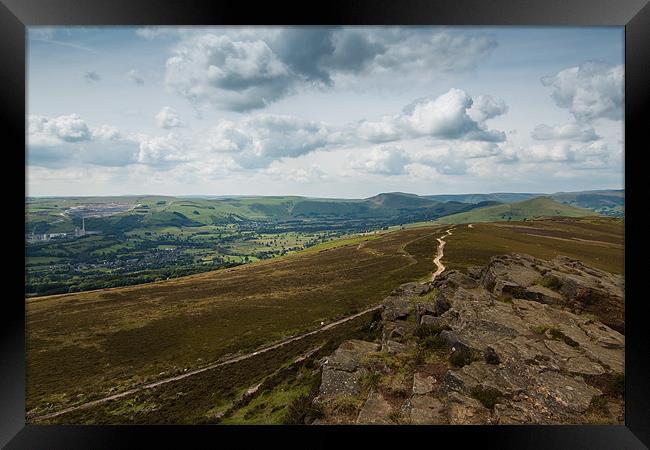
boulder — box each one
[420,315,449,329]
[447,392,491,424]
[382,297,414,321]
[434,293,452,316]
[415,302,437,324]
[316,340,380,402]
[356,390,393,424]
[413,372,436,395]
[405,395,446,424]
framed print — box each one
[1,0,649,448]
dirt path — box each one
[432,228,453,282]
[29,304,383,423]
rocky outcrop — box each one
[314,340,380,403]
[478,253,624,333]
[312,253,624,425]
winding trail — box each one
[29,304,383,423]
[432,228,453,282]
[31,227,456,423]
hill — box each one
[426,192,539,204]
[550,189,624,217]
[436,197,595,224]
[425,189,624,217]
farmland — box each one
[25,193,484,296]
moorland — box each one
[26,187,624,423]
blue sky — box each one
[27,26,624,197]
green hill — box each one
[436,196,595,224]
[550,190,624,217]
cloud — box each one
[531,123,599,142]
[125,69,144,84]
[373,31,497,73]
[29,114,91,143]
[271,28,386,85]
[265,165,326,183]
[164,29,498,112]
[517,140,610,166]
[205,114,333,168]
[357,88,506,143]
[349,140,504,177]
[155,106,182,129]
[468,94,508,123]
[28,114,139,168]
[165,34,294,112]
[83,70,101,82]
[137,133,189,165]
[541,61,623,122]
[350,146,411,175]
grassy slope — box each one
[436,197,595,224]
[26,226,443,416]
[443,216,624,274]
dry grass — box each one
[26,226,443,416]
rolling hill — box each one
[435,197,595,224]
[426,189,624,217]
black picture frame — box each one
[1,0,648,448]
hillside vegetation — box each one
[436,197,593,224]
[26,226,443,418]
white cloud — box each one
[541,62,623,122]
[205,114,333,168]
[265,165,326,183]
[27,114,140,168]
[155,106,182,129]
[91,124,121,140]
[373,31,497,74]
[125,69,144,85]
[357,88,506,143]
[165,34,294,112]
[531,123,599,142]
[468,94,508,123]
[350,146,411,175]
[517,140,610,165]
[29,114,91,143]
[137,133,189,165]
[163,29,499,112]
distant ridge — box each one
[436,196,595,224]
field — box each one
[26,226,443,420]
[25,193,483,296]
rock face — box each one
[315,340,380,402]
[356,390,393,424]
[312,253,624,425]
[479,253,624,333]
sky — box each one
[26,26,624,198]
